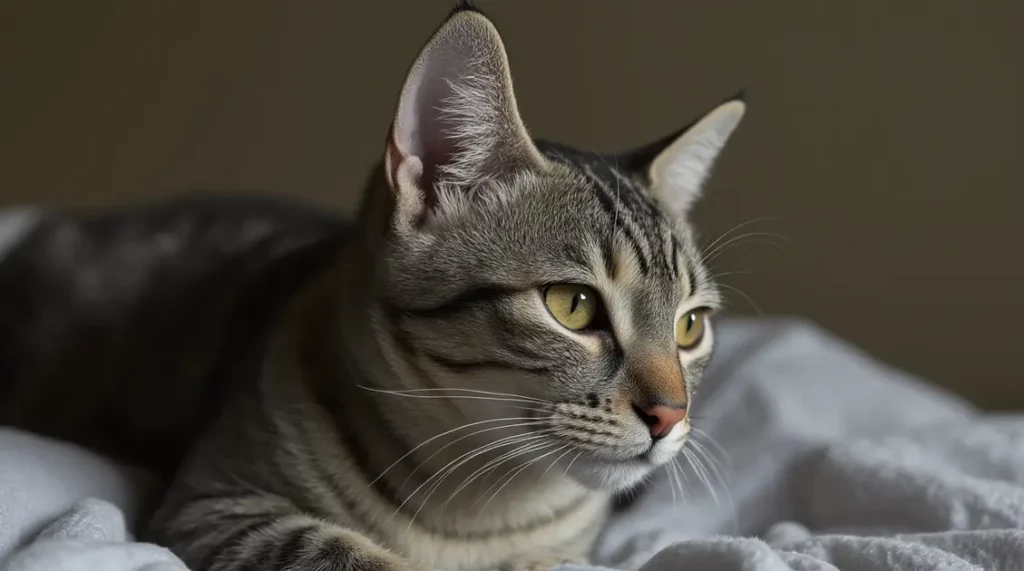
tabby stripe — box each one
[670,239,680,279]
[311,385,412,514]
[396,285,517,319]
[653,232,675,279]
[687,268,698,299]
[267,524,317,570]
[586,176,651,275]
[604,168,675,278]
[600,230,615,276]
[197,518,275,571]
[380,303,427,379]
[597,332,625,389]
[561,242,591,271]
[424,350,552,376]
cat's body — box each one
[1,4,747,571]
[0,194,348,475]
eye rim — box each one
[675,307,711,349]
[542,283,606,331]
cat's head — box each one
[366,4,744,492]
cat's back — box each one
[0,193,348,475]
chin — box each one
[561,425,690,492]
[565,456,654,491]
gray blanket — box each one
[1,208,1022,570]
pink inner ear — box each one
[395,53,465,208]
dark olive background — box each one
[1,1,1020,407]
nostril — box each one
[633,405,659,429]
[636,403,688,440]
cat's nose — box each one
[634,403,688,440]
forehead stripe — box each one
[583,164,652,276]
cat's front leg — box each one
[152,509,423,571]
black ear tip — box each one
[725,88,749,105]
[450,0,484,17]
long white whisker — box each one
[702,232,789,264]
[391,430,556,526]
[563,450,585,477]
[666,461,679,513]
[398,420,557,490]
[689,439,732,498]
[425,440,554,522]
[479,444,567,510]
[691,428,730,462]
[372,416,550,485]
[701,217,784,256]
[717,283,764,315]
[468,441,558,508]
[443,438,556,508]
[672,455,694,496]
[360,385,552,404]
[683,447,720,506]
[541,446,576,480]
[361,391,550,407]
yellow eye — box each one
[544,284,599,330]
[676,310,707,349]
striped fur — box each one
[0,4,748,571]
[150,3,748,570]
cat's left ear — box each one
[384,4,547,228]
[618,96,746,215]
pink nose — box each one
[638,404,688,439]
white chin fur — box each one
[562,423,689,491]
[565,456,653,491]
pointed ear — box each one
[384,5,545,226]
[619,97,746,216]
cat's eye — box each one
[544,284,599,331]
[675,310,708,349]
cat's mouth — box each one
[538,417,689,491]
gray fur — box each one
[1,5,745,571]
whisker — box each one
[442,438,556,508]
[686,439,738,532]
[563,450,585,477]
[479,444,568,510]
[689,439,732,493]
[468,441,559,509]
[682,447,719,506]
[672,456,694,497]
[400,424,558,492]
[707,270,754,281]
[372,416,552,486]
[701,217,785,256]
[690,427,729,459]
[702,232,790,265]
[360,388,550,407]
[359,386,552,404]
[391,429,556,526]
[717,283,764,315]
[665,460,679,513]
[541,446,576,480]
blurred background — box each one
[0,1,1020,407]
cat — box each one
[1,3,746,571]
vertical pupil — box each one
[687,313,696,331]
[569,293,582,313]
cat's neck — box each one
[288,256,604,535]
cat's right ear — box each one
[384,4,546,229]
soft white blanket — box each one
[2,309,1022,568]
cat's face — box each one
[371,5,744,492]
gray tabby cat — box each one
[141,4,746,570]
[23,3,744,571]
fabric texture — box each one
[1,208,1022,570]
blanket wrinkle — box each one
[1,265,1022,570]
